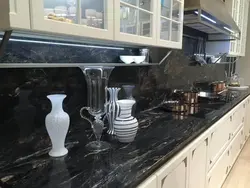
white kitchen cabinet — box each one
[156,0,184,49]
[137,174,157,188]
[0,0,30,30]
[208,115,231,170]
[244,97,250,142]
[114,0,184,48]
[229,126,244,170]
[231,101,246,137]
[240,0,249,56]
[114,0,157,45]
[207,146,230,188]
[155,148,189,188]
[30,0,114,40]
[229,0,249,56]
[189,139,208,188]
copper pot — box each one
[211,81,226,93]
[183,91,198,104]
[172,90,198,104]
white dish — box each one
[120,56,134,64]
[120,56,146,64]
[228,86,249,90]
[134,56,146,64]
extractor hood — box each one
[184,0,241,38]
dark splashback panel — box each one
[0,37,225,138]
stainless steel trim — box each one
[184,0,240,36]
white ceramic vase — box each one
[45,94,70,157]
[114,99,138,143]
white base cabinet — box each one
[207,145,230,188]
[138,95,250,188]
[189,139,208,188]
[155,147,189,188]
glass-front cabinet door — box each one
[0,0,30,30]
[30,0,114,40]
[157,0,184,49]
[114,0,157,45]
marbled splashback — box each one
[0,38,225,141]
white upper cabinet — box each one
[0,0,30,30]
[0,0,185,48]
[30,0,114,40]
[114,0,157,45]
[229,0,249,56]
[157,0,184,49]
[113,0,184,48]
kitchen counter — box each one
[1,89,250,188]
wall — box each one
[236,4,250,85]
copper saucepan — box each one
[211,81,226,93]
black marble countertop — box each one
[1,90,250,188]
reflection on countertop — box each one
[0,89,249,188]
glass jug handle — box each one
[80,106,92,126]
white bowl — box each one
[134,56,146,64]
[120,56,134,64]
[120,56,146,64]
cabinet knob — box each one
[226,166,229,174]
[229,133,231,140]
[227,150,230,156]
[210,160,213,164]
[230,116,233,121]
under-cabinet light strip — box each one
[0,38,125,50]
[194,11,217,24]
[223,26,235,33]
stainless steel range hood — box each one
[184,0,241,38]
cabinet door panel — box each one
[231,103,245,136]
[114,0,157,45]
[244,97,250,140]
[30,0,114,40]
[208,116,231,170]
[156,150,188,188]
[207,147,230,188]
[157,0,184,48]
[161,160,187,188]
[0,0,30,30]
[189,139,207,188]
[229,126,244,169]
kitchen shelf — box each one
[0,63,159,68]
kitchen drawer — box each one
[207,145,230,188]
[229,126,244,171]
[208,115,231,170]
[231,101,246,137]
